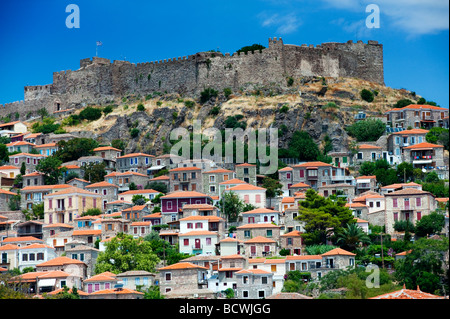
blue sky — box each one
[0,0,448,107]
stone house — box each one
[328,151,352,168]
[101,218,131,241]
[260,258,287,294]
[121,205,150,221]
[380,182,422,195]
[235,268,273,299]
[35,255,88,286]
[47,230,73,253]
[179,203,220,220]
[385,104,449,129]
[71,229,102,247]
[9,153,46,175]
[281,205,304,233]
[116,270,156,291]
[16,220,43,240]
[387,128,429,160]
[218,178,247,198]
[208,254,246,293]
[278,167,293,193]
[320,248,356,271]
[1,236,44,247]
[243,236,277,258]
[280,230,303,255]
[22,171,45,188]
[235,163,257,185]
[84,272,118,293]
[158,262,211,298]
[104,171,150,192]
[0,188,17,211]
[236,223,281,243]
[21,184,72,211]
[169,166,202,192]
[318,183,356,201]
[202,168,234,196]
[93,146,122,163]
[64,242,100,276]
[85,181,119,211]
[34,142,58,157]
[345,202,370,221]
[130,221,152,238]
[287,182,311,197]
[354,144,383,164]
[384,188,437,234]
[402,142,445,170]
[66,177,91,189]
[355,175,377,195]
[6,140,35,154]
[179,230,219,255]
[286,161,354,191]
[147,175,170,190]
[115,152,154,174]
[218,237,244,256]
[0,121,28,134]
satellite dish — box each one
[422,168,427,173]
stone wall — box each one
[0,38,384,120]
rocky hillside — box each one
[52,76,421,155]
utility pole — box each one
[380,232,385,269]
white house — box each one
[223,184,267,209]
[117,189,162,203]
[241,208,280,225]
[17,243,57,271]
[178,230,219,255]
[260,258,286,295]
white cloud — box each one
[259,12,302,34]
[322,0,449,35]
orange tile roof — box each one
[403,142,444,149]
[280,230,302,237]
[219,178,247,185]
[178,230,218,236]
[42,223,73,229]
[385,104,448,113]
[294,161,332,168]
[62,164,80,169]
[220,253,245,259]
[286,255,322,260]
[203,168,233,174]
[278,167,293,172]
[235,268,272,275]
[37,270,72,279]
[263,258,286,264]
[242,208,279,214]
[370,286,445,299]
[72,229,102,236]
[90,288,144,295]
[248,258,266,264]
[34,143,57,148]
[158,262,208,271]
[85,181,118,188]
[219,237,242,243]
[84,273,118,282]
[179,215,224,221]
[385,188,432,196]
[9,152,46,157]
[149,175,170,180]
[169,166,202,172]
[0,189,16,196]
[356,175,377,180]
[45,186,99,197]
[161,191,210,199]
[2,236,42,243]
[118,189,160,195]
[395,250,412,256]
[6,141,35,147]
[143,212,162,218]
[93,146,122,152]
[0,165,20,170]
[290,182,311,188]
[182,203,217,210]
[122,205,147,212]
[237,223,280,229]
[218,267,243,272]
[244,236,276,244]
[48,288,89,296]
[36,256,86,267]
[0,244,20,251]
[227,184,266,191]
[392,128,429,135]
[357,144,382,149]
[21,184,72,191]
[281,197,295,204]
[131,221,152,226]
[18,243,54,250]
[117,152,154,159]
[235,163,256,167]
[321,248,356,256]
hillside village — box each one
[0,94,448,300]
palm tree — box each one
[336,223,371,251]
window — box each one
[244,168,249,174]
[258,290,265,298]
[209,175,215,182]
[261,277,268,284]
[255,194,261,203]
[271,265,277,272]
[357,152,363,160]
[135,277,140,285]
[266,230,272,237]
[286,173,291,179]
[417,212,422,220]
[376,201,381,208]
[165,273,172,281]
[209,186,216,193]
[167,201,172,210]
[72,254,78,260]
[393,198,398,208]
[244,230,251,238]
[242,291,249,298]
[244,195,249,203]
[206,238,211,246]
[37,253,44,260]
[299,170,304,178]
[243,276,249,284]
[183,239,189,246]
[307,169,318,177]
[394,212,398,221]
[29,253,35,261]
[187,223,193,229]
[195,222,203,229]
[416,197,421,207]
[49,199,52,209]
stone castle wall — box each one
[0,38,384,119]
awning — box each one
[411,148,433,151]
[420,120,436,123]
[412,160,433,164]
[356,179,371,183]
[147,165,165,171]
[38,278,56,287]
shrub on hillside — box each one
[360,89,374,102]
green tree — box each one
[144,182,168,193]
[82,208,102,216]
[393,99,413,108]
[46,286,80,299]
[296,189,354,245]
[219,191,244,222]
[262,177,283,208]
[396,162,414,183]
[236,43,265,54]
[79,106,102,121]
[36,156,66,185]
[95,233,159,274]
[132,194,149,205]
[55,138,99,162]
[346,118,385,142]
[143,285,164,299]
[281,130,320,161]
[83,162,107,183]
[0,143,9,164]
[394,236,449,294]
[414,212,445,237]
[360,89,374,102]
[336,223,371,251]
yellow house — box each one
[44,187,101,225]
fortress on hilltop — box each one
[0,37,384,118]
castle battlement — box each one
[1,37,384,119]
